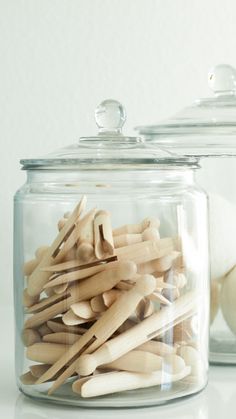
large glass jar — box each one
[137,65,236,365]
[14,100,209,407]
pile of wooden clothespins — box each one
[21,196,202,398]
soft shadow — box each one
[14,390,209,419]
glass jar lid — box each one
[21,99,197,169]
[137,65,236,156]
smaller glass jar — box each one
[137,65,236,365]
[14,100,209,407]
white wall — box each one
[1,0,236,306]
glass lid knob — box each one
[208,64,236,95]
[95,99,126,135]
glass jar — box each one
[137,64,236,365]
[14,100,209,407]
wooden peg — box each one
[45,288,55,297]
[163,354,186,374]
[94,350,163,374]
[76,209,96,262]
[84,275,156,344]
[115,281,133,291]
[42,259,85,272]
[149,291,171,305]
[117,274,173,292]
[76,243,94,263]
[27,343,67,364]
[177,345,203,376]
[20,371,37,385]
[27,290,69,314]
[29,364,77,381]
[24,245,49,278]
[173,317,196,343]
[135,299,146,320]
[23,259,38,276]
[43,240,172,290]
[90,295,106,313]
[53,283,69,295]
[73,367,190,398]
[113,217,160,236]
[62,309,96,326]
[30,364,51,378]
[48,307,194,395]
[137,340,176,356]
[75,291,197,376]
[116,319,137,334]
[43,258,117,289]
[137,252,179,275]
[142,227,160,242]
[24,297,73,329]
[94,211,114,259]
[56,208,97,263]
[43,332,81,345]
[102,289,123,307]
[27,196,87,297]
[115,239,173,265]
[114,233,141,248]
[62,246,77,262]
[71,301,95,319]
[38,323,53,337]
[136,298,155,320]
[58,218,67,231]
[36,274,155,390]
[69,260,137,303]
[113,227,160,249]
[22,328,41,347]
[23,289,39,308]
[47,320,86,335]
[25,260,136,329]
[162,268,182,302]
[35,246,50,261]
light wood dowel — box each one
[75,291,197,376]
[27,197,86,297]
[73,367,190,398]
[36,274,156,390]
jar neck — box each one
[25,169,196,185]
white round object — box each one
[210,279,221,325]
[209,193,236,279]
[221,265,236,335]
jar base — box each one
[210,334,236,364]
[18,378,207,408]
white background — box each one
[1,2,236,418]
[1,0,236,305]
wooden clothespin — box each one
[27,196,87,297]
[94,211,114,259]
[24,260,137,329]
[75,291,198,377]
[36,274,156,392]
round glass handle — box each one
[208,64,236,95]
[95,99,126,134]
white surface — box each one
[1,307,236,419]
[2,0,236,306]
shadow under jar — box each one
[14,100,209,407]
[137,65,236,365]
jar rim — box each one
[20,157,199,170]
